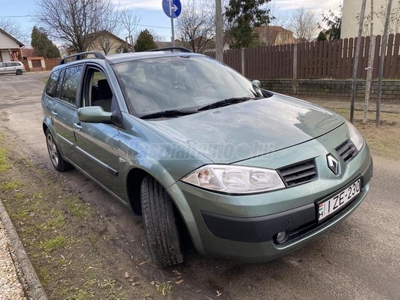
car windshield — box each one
[112,56,262,116]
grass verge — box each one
[0,132,161,299]
[326,107,400,161]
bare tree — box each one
[289,8,319,42]
[375,0,400,34]
[376,0,394,127]
[147,29,163,44]
[120,9,141,51]
[89,10,122,55]
[364,0,375,123]
[176,0,214,53]
[0,19,29,45]
[90,31,119,55]
[359,0,400,35]
[35,0,119,53]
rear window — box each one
[60,65,83,105]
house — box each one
[0,28,24,61]
[255,26,295,46]
[67,30,131,55]
[21,48,35,60]
[156,40,183,49]
[341,0,400,38]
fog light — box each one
[276,231,288,244]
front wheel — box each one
[16,69,23,75]
[45,129,73,172]
[140,176,184,267]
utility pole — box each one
[376,0,393,127]
[350,0,367,123]
[215,0,224,62]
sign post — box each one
[162,0,182,47]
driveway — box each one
[0,73,399,299]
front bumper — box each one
[167,136,373,262]
[201,159,372,245]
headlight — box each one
[181,165,285,194]
[346,121,364,150]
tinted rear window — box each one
[60,65,83,105]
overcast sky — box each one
[0,0,343,43]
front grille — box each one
[336,140,358,163]
[278,159,317,187]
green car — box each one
[42,49,373,267]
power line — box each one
[137,24,170,29]
[0,15,170,36]
[0,15,170,30]
[0,15,31,18]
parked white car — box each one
[0,61,25,75]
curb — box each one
[0,199,48,300]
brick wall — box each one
[21,58,60,71]
[261,79,400,102]
[44,58,60,70]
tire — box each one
[45,129,73,172]
[16,69,22,75]
[140,176,184,267]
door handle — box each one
[73,122,82,131]
[51,110,58,116]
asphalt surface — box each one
[0,72,399,299]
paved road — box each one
[0,73,399,300]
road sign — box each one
[162,0,182,19]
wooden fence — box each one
[207,34,400,80]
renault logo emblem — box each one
[327,154,340,175]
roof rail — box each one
[151,47,192,53]
[59,51,106,65]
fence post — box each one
[241,48,245,76]
[293,44,298,94]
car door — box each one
[0,62,6,74]
[4,62,14,74]
[73,66,125,198]
[8,62,16,73]
[51,65,83,163]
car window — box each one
[55,69,65,99]
[83,68,114,113]
[45,70,61,97]
[113,56,260,116]
[60,65,83,105]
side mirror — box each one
[251,80,261,88]
[78,106,113,123]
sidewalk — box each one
[0,215,26,300]
[299,96,400,114]
[0,199,47,300]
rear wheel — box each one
[16,69,22,75]
[140,176,184,267]
[45,129,73,172]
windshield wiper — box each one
[140,109,197,120]
[197,97,255,112]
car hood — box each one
[150,94,344,163]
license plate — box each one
[318,179,361,222]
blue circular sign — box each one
[162,0,182,19]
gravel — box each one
[0,219,26,300]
